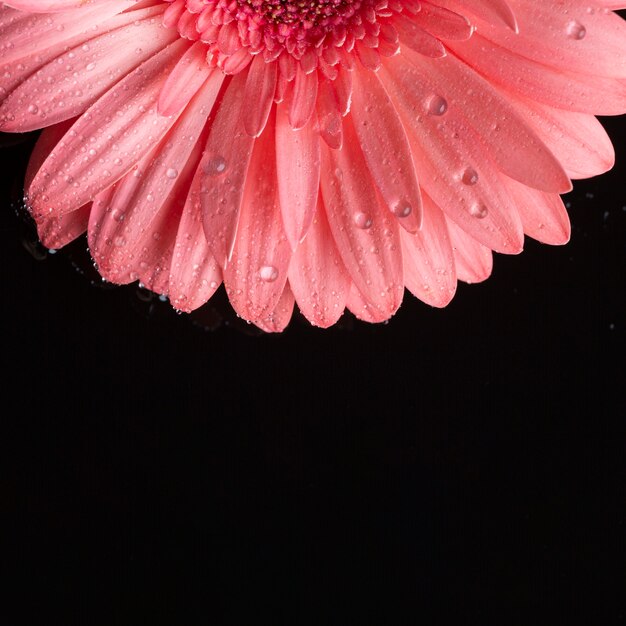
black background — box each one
[1,109,624,622]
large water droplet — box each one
[426,94,448,116]
[461,167,479,186]
[166,167,178,179]
[259,265,278,282]
[204,155,226,175]
[392,201,412,218]
[470,203,488,219]
[353,212,373,229]
[566,20,586,40]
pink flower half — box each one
[1,0,625,330]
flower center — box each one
[240,0,358,27]
[163,0,421,73]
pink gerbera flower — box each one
[1,0,625,331]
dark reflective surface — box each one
[0,112,624,623]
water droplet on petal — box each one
[204,155,226,175]
[461,167,479,186]
[470,203,488,219]
[259,265,278,282]
[426,94,448,116]
[353,212,373,229]
[392,201,412,218]
[566,20,586,40]
[166,167,178,179]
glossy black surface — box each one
[1,116,624,623]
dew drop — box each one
[27,104,39,115]
[426,94,448,116]
[259,265,278,282]
[470,203,488,219]
[166,167,178,179]
[566,20,586,40]
[353,212,373,229]
[204,155,226,175]
[392,201,412,218]
[461,167,479,186]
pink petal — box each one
[400,48,572,193]
[217,21,240,56]
[24,119,73,190]
[0,1,140,66]
[0,4,165,108]
[253,284,296,333]
[24,119,89,248]
[316,77,343,149]
[221,47,253,74]
[158,41,215,117]
[413,4,473,41]
[4,0,111,11]
[350,67,423,232]
[89,175,184,292]
[355,41,382,71]
[88,71,221,284]
[441,0,518,32]
[332,67,352,116]
[169,194,222,313]
[223,111,293,322]
[242,55,277,137]
[504,95,615,180]
[401,194,457,307]
[381,59,525,254]
[39,205,90,250]
[288,64,318,130]
[196,72,255,268]
[504,177,571,245]
[28,39,189,221]
[275,101,321,249]
[346,283,395,324]
[288,199,350,328]
[474,0,626,78]
[449,33,626,115]
[320,117,404,320]
[446,218,493,284]
[394,15,446,57]
[1,8,176,132]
